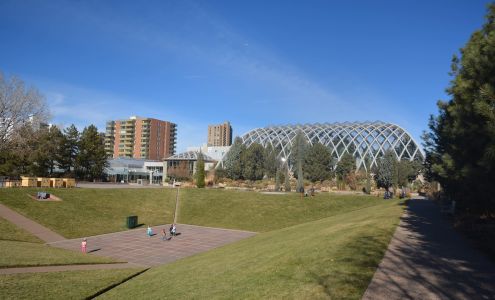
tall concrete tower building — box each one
[105,116,177,160]
[207,121,232,146]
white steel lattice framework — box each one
[239,121,424,171]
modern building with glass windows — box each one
[238,121,423,171]
[105,116,177,160]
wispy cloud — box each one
[42,82,151,130]
[28,0,395,149]
[58,0,341,107]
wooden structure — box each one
[21,177,37,187]
[62,178,76,188]
[37,177,50,188]
[49,178,63,188]
[5,180,21,188]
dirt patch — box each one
[27,193,63,202]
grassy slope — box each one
[179,189,384,232]
[0,240,118,268]
[0,188,384,238]
[0,217,42,243]
[0,269,145,300]
[0,188,176,238]
[100,200,403,300]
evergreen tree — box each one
[224,137,245,180]
[304,142,333,182]
[423,4,495,213]
[291,130,307,192]
[243,143,265,180]
[375,149,396,192]
[196,152,205,188]
[77,125,107,181]
[364,154,372,194]
[263,144,277,178]
[396,159,421,188]
[275,166,281,191]
[59,124,80,176]
[284,162,291,192]
[30,126,64,176]
[335,152,356,183]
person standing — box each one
[147,225,153,237]
[81,238,87,253]
[162,228,168,241]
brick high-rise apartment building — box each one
[207,121,232,146]
[105,116,177,160]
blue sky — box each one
[0,0,491,152]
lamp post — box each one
[128,170,134,184]
[149,169,157,185]
[281,157,291,192]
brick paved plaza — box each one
[49,224,256,267]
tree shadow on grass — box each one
[308,232,392,299]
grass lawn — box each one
[179,189,386,232]
[0,240,118,268]
[0,188,385,238]
[0,188,177,238]
[0,217,42,243]
[0,268,145,300]
[0,216,117,268]
[100,200,404,300]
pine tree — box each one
[77,125,107,181]
[423,4,495,213]
[196,152,205,188]
[263,144,277,179]
[275,166,281,191]
[304,142,333,182]
[59,124,80,176]
[284,162,291,192]
[375,149,396,193]
[30,126,64,177]
[224,137,245,180]
[335,151,356,188]
[243,143,265,180]
[291,130,307,193]
[364,155,372,194]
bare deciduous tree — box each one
[0,72,49,151]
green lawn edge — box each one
[0,240,120,268]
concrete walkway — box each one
[363,198,495,300]
[0,203,65,243]
[0,263,143,275]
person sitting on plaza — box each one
[171,224,177,236]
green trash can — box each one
[126,215,138,229]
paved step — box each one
[0,203,66,243]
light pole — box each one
[281,157,291,192]
[149,169,157,185]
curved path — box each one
[363,198,495,300]
[0,203,65,243]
